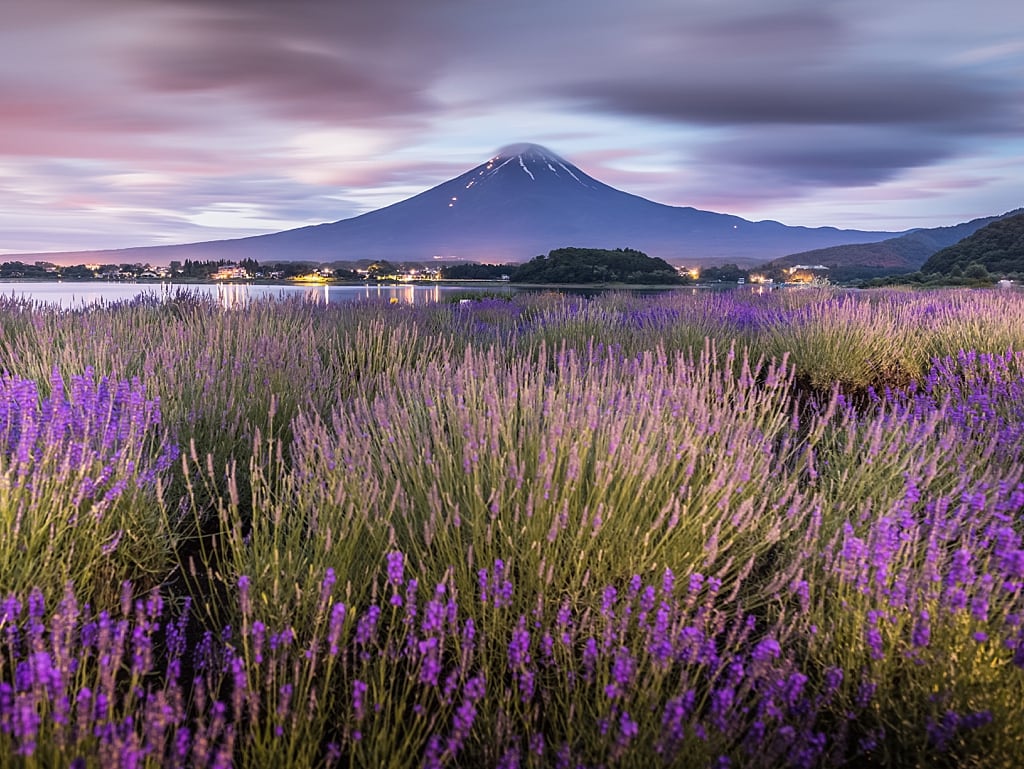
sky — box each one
[2,0,1023,255]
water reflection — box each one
[0,281,464,310]
[215,283,248,309]
[214,282,452,309]
[0,280,726,310]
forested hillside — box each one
[922,212,1024,276]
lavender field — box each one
[1,287,1023,768]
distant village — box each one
[0,257,444,284]
[0,256,834,286]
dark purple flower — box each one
[386,551,404,585]
[355,605,381,647]
[912,610,931,648]
[604,647,635,700]
[352,679,368,721]
[751,637,781,666]
[617,710,639,748]
[418,637,441,686]
[327,604,346,656]
[508,616,531,668]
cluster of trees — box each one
[0,261,59,279]
[0,261,149,279]
[513,248,684,285]
[441,248,685,285]
[857,264,998,289]
[440,253,782,286]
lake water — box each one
[0,281,519,309]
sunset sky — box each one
[2,0,1022,255]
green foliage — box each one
[332,267,360,280]
[0,261,54,279]
[922,212,1024,276]
[511,247,684,284]
[699,263,748,282]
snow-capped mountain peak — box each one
[470,143,596,188]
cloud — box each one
[695,126,960,186]
[568,69,1011,130]
[125,0,446,126]
[1,0,1022,250]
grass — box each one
[0,286,1022,767]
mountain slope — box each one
[921,212,1024,275]
[762,210,1022,280]
[13,143,901,265]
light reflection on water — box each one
[0,281,469,310]
[0,281,770,310]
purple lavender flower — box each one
[327,603,346,656]
[912,609,931,648]
[662,567,675,596]
[508,616,531,668]
[1012,639,1024,669]
[600,585,618,617]
[237,575,251,619]
[319,568,337,606]
[418,637,441,686]
[823,667,844,694]
[355,605,381,647]
[617,710,639,748]
[604,646,636,700]
[479,559,513,608]
[751,637,781,666]
[582,637,599,681]
[386,551,404,587]
[422,586,447,636]
[352,679,368,721]
[710,686,735,732]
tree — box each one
[700,264,747,282]
[963,262,990,280]
[61,265,95,279]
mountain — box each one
[761,210,1022,281]
[921,212,1024,275]
[12,143,902,266]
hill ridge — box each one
[761,209,1023,280]
[921,212,1024,275]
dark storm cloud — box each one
[568,70,1011,130]
[697,127,959,187]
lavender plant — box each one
[0,369,178,605]
[0,287,1023,766]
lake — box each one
[0,281,521,309]
[0,281,715,309]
